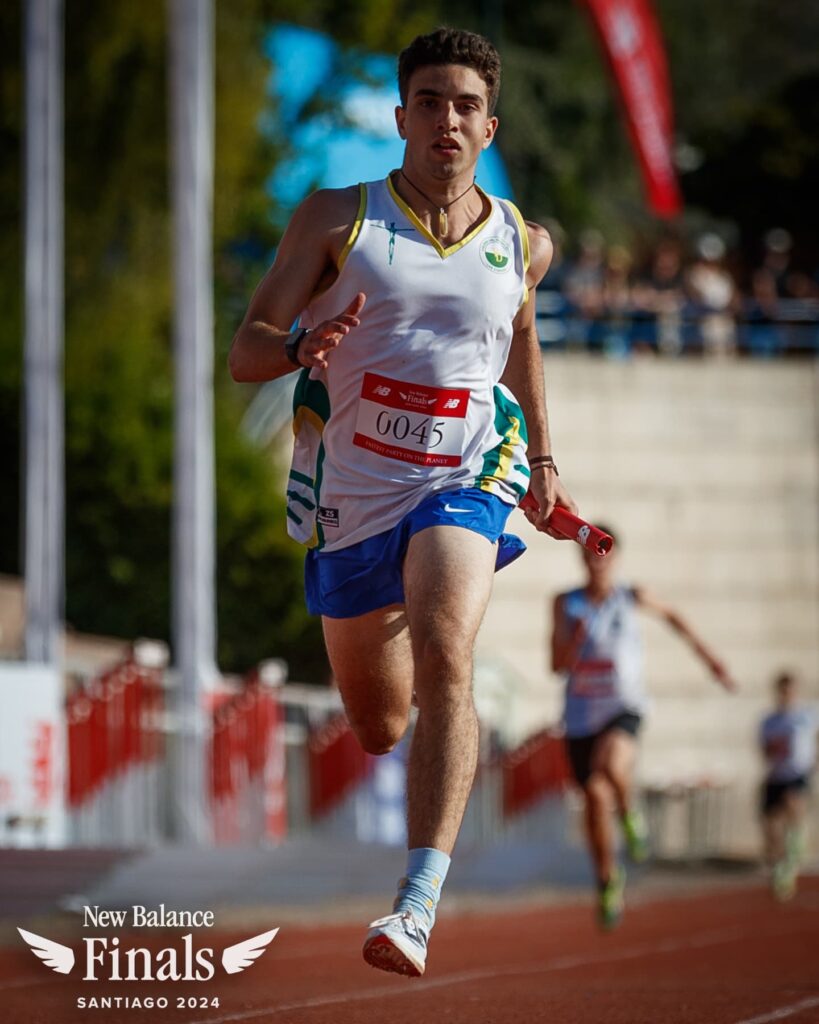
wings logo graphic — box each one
[17,927,75,975]
[221,928,280,974]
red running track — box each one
[1,878,818,1024]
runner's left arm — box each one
[633,586,739,691]
[500,221,577,534]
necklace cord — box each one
[398,170,475,235]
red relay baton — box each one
[520,492,614,556]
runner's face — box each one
[777,679,798,708]
[582,546,616,585]
[396,64,497,181]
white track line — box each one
[187,924,753,1024]
[732,996,819,1024]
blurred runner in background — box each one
[551,526,737,929]
[759,671,818,901]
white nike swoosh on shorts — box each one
[443,505,472,513]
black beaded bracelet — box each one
[529,455,559,475]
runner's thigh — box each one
[402,525,497,659]
[322,605,414,729]
[592,728,637,777]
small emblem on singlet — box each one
[480,236,512,272]
[318,506,340,527]
[374,221,413,265]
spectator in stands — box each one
[758,228,794,299]
[758,671,818,901]
[745,266,785,357]
[631,239,686,355]
[600,244,634,357]
[686,233,738,356]
[564,229,606,349]
[551,528,737,929]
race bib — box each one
[571,660,617,698]
[353,372,470,467]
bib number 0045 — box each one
[353,371,470,468]
[375,410,445,449]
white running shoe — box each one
[362,910,430,977]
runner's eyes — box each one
[415,100,478,114]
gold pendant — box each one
[439,208,447,235]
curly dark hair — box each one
[397,27,501,115]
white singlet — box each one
[285,174,532,552]
[759,707,818,783]
[561,585,648,738]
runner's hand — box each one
[524,470,579,537]
[710,659,739,693]
[297,292,366,370]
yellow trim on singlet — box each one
[479,416,524,492]
[504,199,531,309]
[386,173,494,259]
[505,200,530,274]
[336,183,367,271]
[292,405,326,438]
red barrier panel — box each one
[208,679,288,844]
[308,714,372,818]
[261,693,287,839]
[66,658,166,811]
[139,670,164,764]
[502,730,572,818]
[66,693,92,807]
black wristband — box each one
[529,455,558,475]
[284,327,310,366]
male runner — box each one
[230,28,576,976]
[551,526,736,929]
[759,671,818,900]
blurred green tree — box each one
[0,0,440,680]
[437,0,819,260]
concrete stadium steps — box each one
[476,355,819,856]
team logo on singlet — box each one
[480,237,512,273]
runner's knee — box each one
[584,772,612,809]
[349,712,408,756]
[413,636,473,695]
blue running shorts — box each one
[304,486,526,618]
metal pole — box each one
[168,0,217,843]
[23,0,64,666]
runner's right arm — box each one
[229,187,365,382]
[633,586,739,691]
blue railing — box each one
[536,291,819,357]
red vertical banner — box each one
[582,0,682,217]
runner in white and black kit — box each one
[231,28,577,976]
[759,671,818,900]
[551,526,737,929]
